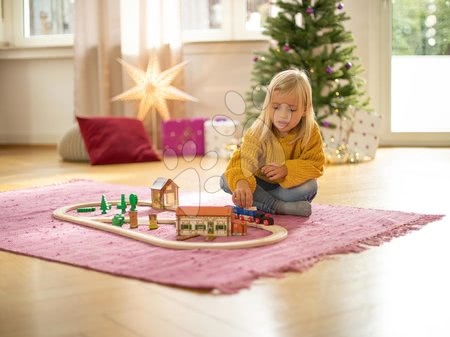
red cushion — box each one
[77,116,160,165]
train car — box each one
[233,206,274,226]
[233,206,256,222]
[258,214,274,226]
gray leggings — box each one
[220,174,317,213]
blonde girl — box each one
[221,68,325,216]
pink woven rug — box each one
[0,180,444,294]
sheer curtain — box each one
[74,0,184,132]
[74,0,121,117]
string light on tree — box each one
[295,12,305,29]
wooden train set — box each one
[52,177,288,250]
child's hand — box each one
[261,164,287,181]
[232,180,253,208]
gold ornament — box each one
[112,54,198,121]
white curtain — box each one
[74,0,184,127]
[74,0,121,117]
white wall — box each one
[0,57,74,144]
[344,0,382,130]
[0,0,376,145]
[183,41,268,124]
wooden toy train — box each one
[232,206,274,226]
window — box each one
[181,0,272,42]
[0,0,73,48]
[196,224,206,231]
[215,224,226,230]
[377,0,450,145]
[181,223,192,230]
[391,0,450,133]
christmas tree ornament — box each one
[253,56,259,62]
[306,6,314,15]
[337,2,344,10]
[326,65,334,74]
[112,54,198,121]
[345,61,353,69]
[283,43,291,52]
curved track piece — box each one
[53,201,288,250]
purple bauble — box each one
[345,61,353,69]
[283,43,291,52]
[253,56,259,62]
[326,66,334,74]
[306,6,314,14]
[337,2,344,10]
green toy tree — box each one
[100,195,109,214]
[129,194,138,211]
[247,0,371,128]
[117,194,127,214]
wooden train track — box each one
[53,201,288,250]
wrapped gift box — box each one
[204,118,241,158]
[351,110,382,134]
[320,115,353,148]
[162,118,207,156]
[347,111,382,160]
[321,111,382,163]
[347,131,380,160]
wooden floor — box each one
[1,146,449,337]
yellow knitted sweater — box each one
[224,122,325,192]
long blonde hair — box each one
[248,68,315,150]
[247,68,315,164]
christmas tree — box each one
[247,0,371,129]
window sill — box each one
[183,40,269,55]
[0,45,74,60]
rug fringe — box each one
[329,214,444,255]
[214,213,445,294]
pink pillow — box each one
[77,116,160,165]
